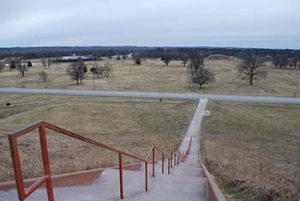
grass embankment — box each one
[0,58,299,96]
[202,102,300,201]
[0,94,196,182]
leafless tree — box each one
[163,55,171,66]
[0,61,4,72]
[90,61,112,78]
[38,71,48,82]
[103,62,112,77]
[180,54,189,67]
[189,55,205,70]
[190,67,215,89]
[41,57,53,69]
[66,61,86,85]
[238,55,267,85]
[133,54,142,65]
[90,61,104,78]
[12,57,27,77]
[189,55,215,89]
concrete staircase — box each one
[0,99,209,201]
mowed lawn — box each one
[0,94,196,182]
[201,101,300,201]
[0,57,299,96]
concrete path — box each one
[129,99,209,201]
[0,99,209,201]
[0,87,300,104]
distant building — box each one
[54,54,96,62]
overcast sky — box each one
[0,0,299,49]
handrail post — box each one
[168,157,170,174]
[8,136,26,201]
[170,153,173,168]
[152,147,155,177]
[162,153,164,174]
[39,125,54,201]
[118,153,124,200]
[174,153,176,166]
[145,161,148,192]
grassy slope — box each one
[201,102,300,201]
[0,94,196,182]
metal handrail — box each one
[8,121,193,201]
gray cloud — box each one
[0,0,299,49]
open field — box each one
[0,57,299,96]
[201,101,300,201]
[0,94,196,182]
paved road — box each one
[0,87,299,104]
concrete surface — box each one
[0,87,300,104]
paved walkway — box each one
[0,99,209,201]
[129,99,209,201]
[0,87,299,104]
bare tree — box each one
[66,61,86,85]
[10,60,16,71]
[103,62,112,77]
[0,61,4,72]
[38,71,48,82]
[12,57,27,77]
[163,55,171,66]
[190,67,215,89]
[180,54,189,67]
[41,57,53,69]
[189,55,205,70]
[189,55,215,89]
[238,55,267,85]
[27,61,32,67]
[133,54,142,65]
[272,55,288,69]
[90,61,104,78]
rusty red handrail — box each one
[8,121,193,201]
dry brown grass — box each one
[0,58,299,96]
[201,102,300,201]
[0,94,196,182]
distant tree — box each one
[103,62,112,77]
[133,54,142,65]
[288,56,298,69]
[66,61,86,85]
[180,54,189,67]
[272,55,288,69]
[190,67,215,89]
[90,61,112,78]
[38,71,48,82]
[10,60,16,71]
[41,57,53,69]
[238,55,267,85]
[189,54,205,70]
[27,61,32,67]
[189,55,214,89]
[121,54,127,60]
[163,55,171,66]
[0,61,4,72]
[90,61,104,78]
[11,57,27,77]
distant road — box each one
[0,87,299,105]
